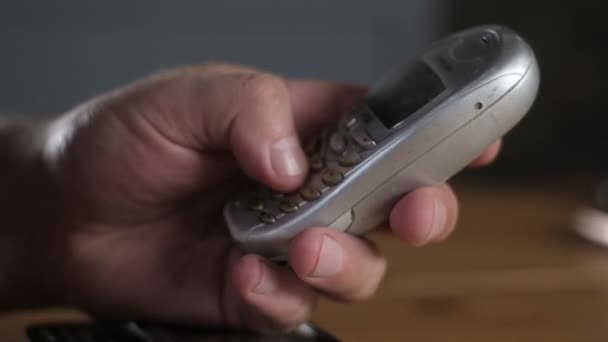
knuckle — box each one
[239,73,288,109]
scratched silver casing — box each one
[224,25,540,259]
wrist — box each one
[0,118,68,310]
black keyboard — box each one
[26,321,339,342]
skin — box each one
[0,64,500,333]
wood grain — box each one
[1,180,606,341]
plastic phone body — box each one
[224,25,540,259]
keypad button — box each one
[343,115,357,130]
[248,196,265,211]
[258,211,276,224]
[329,133,347,153]
[300,184,321,201]
[351,127,376,149]
[310,154,325,172]
[37,329,58,342]
[305,136,321,155]
[279,199,299,213]
[339,151,362,167]
[270,192,284,200]
[321,168,344,186]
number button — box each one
[339,151,362,167]
[305,136,321,155]
[321,168,344,186]
[279,199,299,213]
[300,184,321,201]
[258,211,276,224]
[343,115,357,130]
[247,196,265,212]
[310,154,325,172]
[329,132,347,153]
[351,127,376,149]
[270,191,284,200]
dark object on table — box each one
[26,320,339,342]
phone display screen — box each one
[367,61,445,129]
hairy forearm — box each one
[0,118,64,310]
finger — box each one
[389,184,459,246]
[184,66,367,134]
[286,80,367,138]
[469,139,502,167]
[172,65,368,140]
[231,254,318,333]
[289,228,386,302]
[223,73,309,192]
[106,64,368,193]
[128,69,310,192]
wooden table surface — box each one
[2,180,608,341]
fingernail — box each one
[253,261,278,295]
[270,136,307,177]
[311,235,344,277]
[429,199,447,241]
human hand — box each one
[34,64,500,332]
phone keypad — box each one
[242,112,377,225]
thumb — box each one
[224,72,309,192]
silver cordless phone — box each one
[224,25,540,260]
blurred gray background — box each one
[1,0,607,178]
[0,1,445,113]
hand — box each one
[34,64,500,332]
